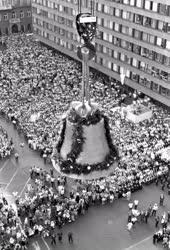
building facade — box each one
[0,0,32,35]
[32,0,170,106]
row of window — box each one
[100,25,170,49]
[34,18,170,68]
[0,24,32,35]
[33,0,170,17]
[108,0,170,16]
[98,10,170,33]
[96,44,170,81]
[96,56,170,98]
[2,10,31,21]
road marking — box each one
[4,169,19,191]
[19,177,30,196]
[32,241,41,250]
[124,235,153,250]
[41,236,51,250]
[0,159,10,173]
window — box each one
[158,4,169,15]
[97,17,102,26]
[145,0,151,10]
[113,50,119,59]
[149,35,155,44]
[152,2,158,12]
[151,19,157,29]
[134,30,141,39]
[139,77,145,85]
[145,64,152,74]
[140,61,146,71]
[27,11,31,17]
[122,11,128,19]
[113,37,121,46]
[136,0,142,8]
[158,21,164,31]
[152,82,159,92]
[131,72,139,82]
[115,8,121,17]
[155,52,163,63]
[109,34,112,43]
[120,53,125,62]
[130,0,135,6]
[160,71,169,81]
[123,0,129,4]
[126,70,130,78]
[167,89,170,98]
[97,3,102,11]
[142,33,149,42]
[143,17,152,27]
[144,79,151,89]
[20,11,24,18]
[160,86,167,96]
[12,12,16,19]
[114,23,119,32]
[112,63,119,72]
[132,58,138,68]
[104,5,109,14]
[133,44,141,54]
[104,19,113,29]
[121,26,129,35]
[156,37,162,46]
[4,14,8,20]
[163,56,170,66]
[135,14,143,24]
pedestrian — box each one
[50,168,53,177]
[155,216,159,228]
[15,152,19,161]
[144,210,149,224]
[57,232,63,243]
[167,211,170,222]
[161,183,165,191]
[127,221,133,232]
[152,203,158,217]
[51,232,56,245]
[134,200,139,210]
[68,232,73,243]
[153,233,157,244]
[147,204,152,217]
[159,193,164,206]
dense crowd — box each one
[0,33,169,249]
[0,125,14,159]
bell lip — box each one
[51,159,118,180]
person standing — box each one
[51,232,56,245]
[68,232,73,243]
[58,232,63,243]
[134,200,139,210]
[159,193,164,206]
[155,216,159,228]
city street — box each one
[0,116,168,250]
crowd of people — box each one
[0,125,14,159]
[0,33,169,248]
[0,196,28,250]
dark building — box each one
[0,0,32,35]
[32,0,170,107]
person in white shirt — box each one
[134,200,139,209]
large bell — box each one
[52,101,118,180]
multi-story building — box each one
[0,0,32,35]
[32,0,170,106]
